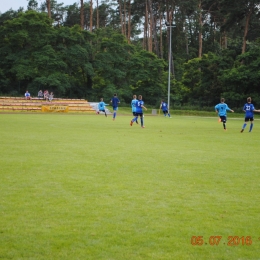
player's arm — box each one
[228,108,234,112]
[253,109,260,112]
[141,105,147,110]
[227,106,234,113]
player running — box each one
[110,93,120,121]
[97,98,108,117]
[131,95,138,124]
[160,99,171,117]
[240,97,260,133]
[130,95,147,128]
[215,98,234,130]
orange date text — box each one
[191,236,253,246]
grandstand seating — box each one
[0,97,96,113]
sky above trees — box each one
[0,0,74,13]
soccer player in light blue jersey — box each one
[240,97,260,133]
[131,95,138,124]
[97,98,108,117]
[215,98,234,130]
[110,93,120,120]
[130,95,147,128]
[160,99,171,117]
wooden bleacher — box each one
[0,97,96,113]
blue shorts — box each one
[113,107,118,111]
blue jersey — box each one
[136,100,144,113]
[215,103,232,116]
[243,103,255,118]
[161,102,168,111]
[98,101,107,110]
[111,97,120,108]
[131,99,137,112]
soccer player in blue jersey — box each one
[131,95,138,124]
[97,98,108,117]
[240,97,260,133]
[130,95,147,128]
[215,98,234,130]
[160,99,171,117]
[110,93,120,120]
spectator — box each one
[25,90,31,100]
[38,90,43,99]
[49,92,54,102]
[44,90,49,101]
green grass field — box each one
[1,112,260,260]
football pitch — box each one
[0,113,260,260]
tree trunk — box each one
[123,0,127,37]
[159,6,163,58]
[80,0,84,29]
[127,0,131,43]
[147,0,159,56]
[185,25,189,60]
[223,31,227,49]
[198,0,203,58]
[143,0,149,50]
[46,0,51,18]
[96,0,99,29]
[90,0,93,32]
[118,0,123,35]
[242,7,253,54]
[149,11,153,52]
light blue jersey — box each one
[131,99,137,112]
[215,103,232,116]
[98,101,108,110]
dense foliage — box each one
[0,0,260,108]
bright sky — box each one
[0,0,80,13]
